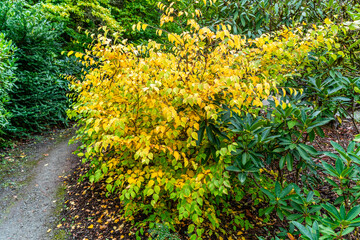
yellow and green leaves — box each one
[67,2,336,238]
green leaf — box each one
[153,193,159,201]
[188,224,195,233]
[147,188,154,196]
[287,154,293,171]
[322,161,338,177]
[276,208,284,220]
[238,173,247,184]
[296,146,311,160]
[292,221,313,240]
[94,169,102,182]
[280,184,293,198]
[341,227,355,236]
[263,206,275,215]
[354,134,360,142]
[275,182,281,197]
[226,165,241,172]
[309,130,315,142]
[288,120,297,129]
[334,196,345,205]
[299,144,318,155]
[279,156,286,169]
[307,119,331,132]
[261,188,275,200]
[330,141,345,153]
[242,152,248,165]
[206,126,215,144]
[335,158,344,174]
[322,203,341,220]
[346,206,360,221]
[273,148,285,153]
[306,191,314,202]
[349,39,360,50]
[340,204,346,220]
[154,185,160,194]
[196,125,206,145]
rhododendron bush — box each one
[67,1,332,237]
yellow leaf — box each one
[337,115,342,124]
[148,180,155,187]
[324,18,332,25]
[184,158,189,167]
[88,224,94,229]
[289,88,293,95]
[137,22,141,31]
[191,132,198,140]
[272,96,279,107]
[67,51,74,57]
[174,151,180,160]
[142,24,148,31]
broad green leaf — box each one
[346,205,360,221]
[322,203,341,220]
[292,221,314,240]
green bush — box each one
[0,0,70,135]
[68,1,335,237]
[40,0,123,50]
[41,0,163,46]
[200,0,358,38]
[0,33,16,136]
[109,0,160,43]
[284,19,360,131]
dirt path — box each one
[0,128,78,240]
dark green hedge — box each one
[0,0,71,136]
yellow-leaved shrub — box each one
[67,2,333,238]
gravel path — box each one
[0,128,78,240]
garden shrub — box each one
[0,0,70,134]
[108,0,161,43]
[200,0,358,38]
[68,2,334,238]
[41,0,124,50]
[285,19,360,128]
[0,33,16,138]
[272,140,360,240]
[224,20,360,240]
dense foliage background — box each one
[0,33,16,139]
[0,0,161,141]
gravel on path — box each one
[0,128,79,240]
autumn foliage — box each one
[68,2,335,238]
